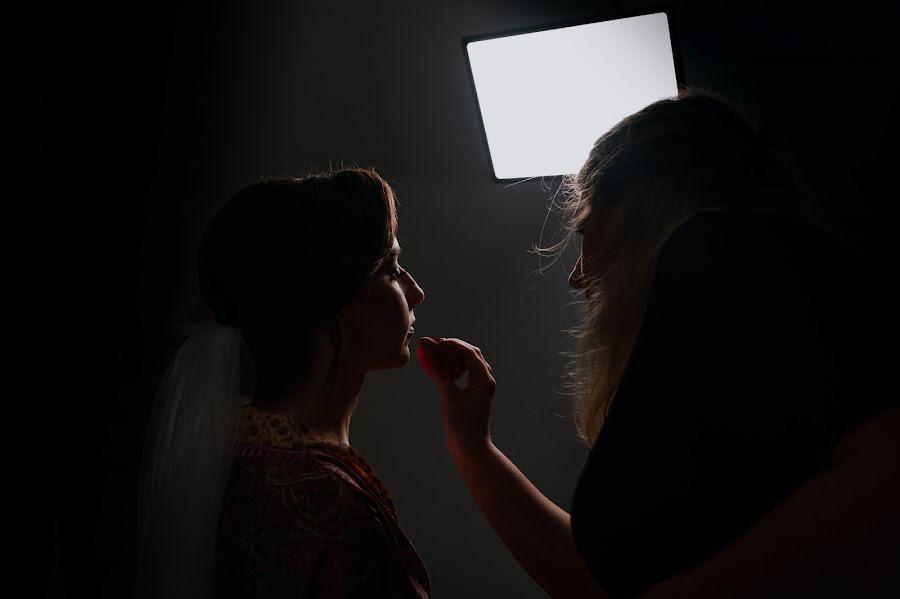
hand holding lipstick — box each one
[417,336,496,459]
[417,337,466,380]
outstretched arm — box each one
[419,337,606,598]
[421,336,900,599]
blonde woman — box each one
[420,88,899,597]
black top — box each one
[570,209,894,598]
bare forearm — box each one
[451,442,607,598]
[424,337,606,597]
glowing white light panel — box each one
[466,12,678,179]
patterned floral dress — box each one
[215,406,431,598]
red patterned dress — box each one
[214,406,431,598]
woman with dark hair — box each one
[419,88,899,597]
[138,168,430,598]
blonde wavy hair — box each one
[544,87,813,445]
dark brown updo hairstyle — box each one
[197,168,398,405]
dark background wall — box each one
[45,1,897,597]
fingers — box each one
[432,337,496,392]
[426,338,466,378]
[417,338,458,381]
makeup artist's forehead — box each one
[574,200,592,228]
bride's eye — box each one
[390,266,407,280]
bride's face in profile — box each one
[340,238,425,370]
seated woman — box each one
[137,169,430,598]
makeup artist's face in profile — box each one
[568,205,619,297]
[341,239,425,370]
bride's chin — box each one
[376,348,411,370]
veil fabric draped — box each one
[136,321,244,599]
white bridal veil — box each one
[136,321,244,599]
